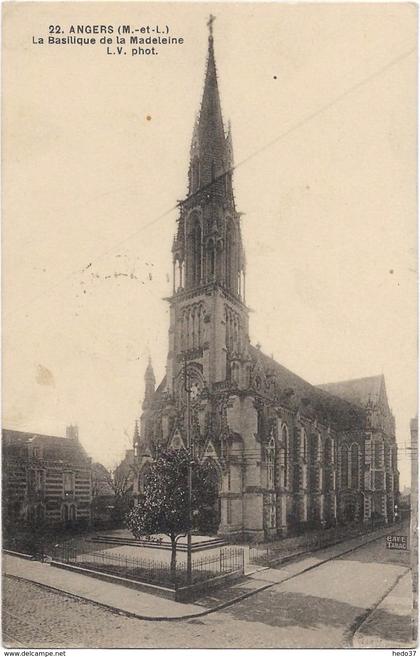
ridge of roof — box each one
[317,374,384,388]
[316,375,384,409]
[2,428,91,461]
[2,428,72,442]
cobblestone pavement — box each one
[3,534,413,649]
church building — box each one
[133,20,399,541]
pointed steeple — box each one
[188,15,230,195]
[142,357,156,410]
[171,16,246,302]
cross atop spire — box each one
[207,14,216,39]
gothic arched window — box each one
[192,220,202,286]
[341,445,349,488]
[266,436,275,490]
[226,218,235,293]
[308,433,319,492]
[325,436,334,464]
[182,310,188,351]
[193,306,200,349]
[374,440,384,468]
[188,308,194,349]
[197,305,203,347]
[282,425,289,488]
[207,239,215,280]
[309,433,319,464]
[384,444,391,470]
[350,443,360,489]
[301,428,307,461]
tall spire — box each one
[172,17,245,299]
[189,15,229,195]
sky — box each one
[3,2,417,486]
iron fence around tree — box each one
[52,544,244,589]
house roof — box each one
[2,428,91,462]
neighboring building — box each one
[91,461,115,527]
[133,21,400,541]
[91,451,135,527]
[2,425,92,528]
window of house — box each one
[63,472,74,496]
[35,504,45,522]
[28,468,45,493]
[35,469,45,492]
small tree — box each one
[126,449,219,581]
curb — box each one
[346,568,411,648]
[3,548,34,560]
[3,527,400,623]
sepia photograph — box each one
[2,1,418,650]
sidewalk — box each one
[2,524,404,621]
[353,571,416,649]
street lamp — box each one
[184,356,193,585]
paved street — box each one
[3,532,414,649]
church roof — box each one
[316,375,384,409]
[249,346,366,431]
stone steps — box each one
[90,535,227,553]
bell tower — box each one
[166,17,250,398]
